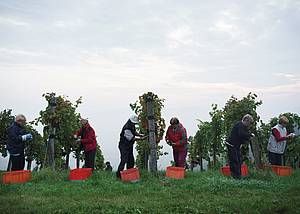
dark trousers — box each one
[173,149,187,168]
[227,145,242,179]
[84,149,96,170]
[268,152,283,166]
[11,153,25,171]
[117,145,134,178]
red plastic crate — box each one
[120,168,140,182]
[69,168,92,181]
[241,164,248,176]
[220,166,231,176]
[166,166,185,179]
[271,165,293,176]
[220,164,248,176]
[2,170,31,184]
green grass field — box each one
[0,169,299,214]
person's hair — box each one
[279,116,289,125]
[170,117,179,125]
[15,114,26,122]
[242,114,254,123]
[80,118,88,123]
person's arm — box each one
[74,128,82,139]
[134,130,144,138]
[124,129,134,141]
[272,128,288,142]
[81,128,96,145]
[238,124,252,142]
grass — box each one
[0,169,300,214]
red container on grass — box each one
[69,168,92,181]
[120,168,140,182]
[220,166,231,176]
[241,164,248,176]
[2,170,31,184]
[166,166,185,179]
[271,165,293,176]
[220,164,248,176]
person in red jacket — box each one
[74,118,97,170]
[165,117,188,168]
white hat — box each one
[129,115,139,124]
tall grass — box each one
[0,169,299,214]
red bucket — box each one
[120,168,140,182]
[220,164,248,176]
[69,168,92,181]
[220,166,231,176]
[2,170,32,184]
[241,164,248,176]
[271,165,293,176]
[166,166,185,179]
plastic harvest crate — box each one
[69,168,93,181]
[166,166,185,179]
[220,164,248,176]
[271,165,293,176]
[120,168,140,182]
[2,170,32,184]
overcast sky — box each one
[0,0,300,170]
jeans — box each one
[268,152,283,166]
[173,149,187,168]
[116,145,134,178]
[11,153,25,171]
[227,145,242,179]
[84,149,96,170]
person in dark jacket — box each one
[226,114,254,179]
[74,118,97,170]
[7,114,33,171]
[116,115,145,178]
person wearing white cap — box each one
[116,115,146,178]
[7,114,33,171]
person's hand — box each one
[166,140,175,146]
[74,134,78,139]
[22,133,33,142]
[140,135,148,140]
[287,133,296,139]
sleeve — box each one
[272,128,287,142]
[238,124,252,142]
[124,129,134,141]
[81,128,96,145]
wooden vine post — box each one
[251,137,262,169]
[146,95,157,172]
[47,94,57,170]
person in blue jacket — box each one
[7,114,33,171]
